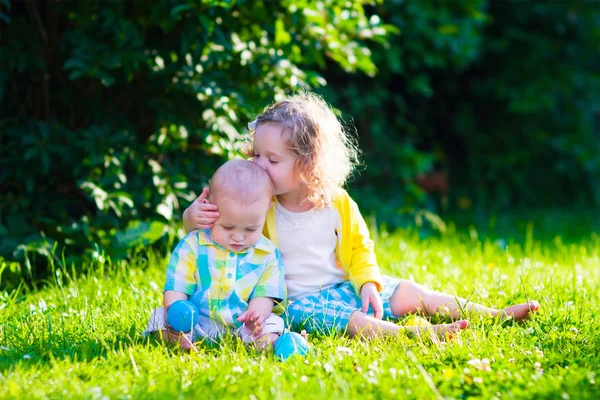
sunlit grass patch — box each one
[1,220,599,399]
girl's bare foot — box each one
[408,319,469,341]
[499,301,540,322]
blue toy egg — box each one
[274,331,309,360]
[166,300,198,333]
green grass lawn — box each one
[1,214,599,399]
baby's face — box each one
[210,196,271,253]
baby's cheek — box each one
[251,231,263,244]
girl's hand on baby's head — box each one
[187,188,220,229]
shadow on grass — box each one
[0,324,153,372]
[0,324,269,373]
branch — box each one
[25,0,48,43]
[26,0,50,119]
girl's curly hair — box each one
[245,92,360,209]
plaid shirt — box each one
[164,229,285,328]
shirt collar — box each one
[253,235,277,253]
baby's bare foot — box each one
[255,333,279,351]
[499,301,540,322]
[178,334,197,352]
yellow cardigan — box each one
[262,190,383,295]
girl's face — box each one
[252,123,301,197]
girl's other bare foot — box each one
[439,319,469,340]
[499,301,540,322]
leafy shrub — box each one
[0,0,387,286]
[1,0,598,289]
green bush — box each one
[0,0,388,286]
[1,0,598,289]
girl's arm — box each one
[183,188,220,232]
[344,196,382,292]
[341,194,384,318]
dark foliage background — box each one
[323,1,600,218]
[1,0,598,289]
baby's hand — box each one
[184,188,220,230]
[360,282,383,319]
[162,327,197,352]
[237,309,265,336]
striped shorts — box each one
[285,275,402,334]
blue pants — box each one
[285,276,402,334]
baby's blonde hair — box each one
[247,92,360,209]
[209,159,273,205]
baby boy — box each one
[144,160,285,350]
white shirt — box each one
[275,201,345,300]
